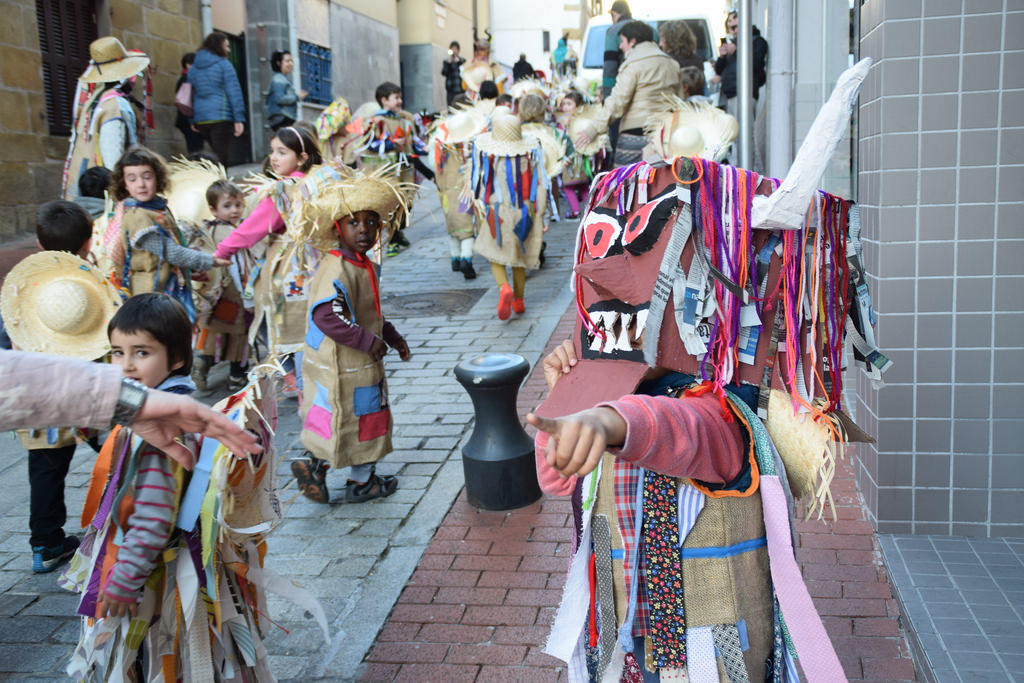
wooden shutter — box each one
[36,0,98,136]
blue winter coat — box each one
[265,72,298,120]
[187,49,246,124]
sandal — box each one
[345,473,398,503]
[291,454,330,503]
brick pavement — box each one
[362,306,920,682]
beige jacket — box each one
[592,41,681,135]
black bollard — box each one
[454,353,543,511]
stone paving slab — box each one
[0,187,576,680]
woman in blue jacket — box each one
[265,50,306,131]
[187,31,246,165]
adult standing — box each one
[441,41,466,106]
[174,53,205,154]
[601,0,632,99]
[188,31,246,166]
[265,50,306,131]
[660,20,704,71]
[512,54,535,82]
[712,11,769,116]
[62,37,149,200]
[576,21,680,166]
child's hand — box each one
[98,592,139,619]
[213,257,232,267]
[542,339,577,392]
[526,407,627,479]
[391,338,411,361]
[368,337,388,361]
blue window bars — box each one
[299,40,331,105]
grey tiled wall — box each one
[856,0,1024,537]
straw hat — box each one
[78,37,150,84]
[567,106,611,157]
[166,156,227,227]
[509,78,550,101]
[432,108,487,147]
[645,97,738,162]
[461,61,496,94]
[522,122,567,178]
[0,251,121,359]
[316,97,352,142]
[286,162,418,252]
[474,114,539,157]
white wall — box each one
[488,0,581,73]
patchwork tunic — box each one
[196,219,250,363]
[300,251,393,469]
[470,144,547,269]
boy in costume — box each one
[288,163,416,503]
[0,204,121,573]
[527,60,889,682]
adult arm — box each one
[590,61,639,136]
[0,351,259,463]
[214,195,284,258]
[135,231,215,271]
[602,24,623,98]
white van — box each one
[577,12,721,100]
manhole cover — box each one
[381,289,487,317]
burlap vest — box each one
[299,252,392,469]
[63,92,124,200]
[434,144,475,240]
[122,206,183,295]
[472,153,546,269]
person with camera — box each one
[712,10,769,117]
[442,41,466,105]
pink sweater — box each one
[535,393,746,496]
[214,171,304,259]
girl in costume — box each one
[103,147,228,310]
[464,113,549,320]
[287,163,416,504]
[557,93,610,219]
[214,126,322,382]
[430,107,487,279]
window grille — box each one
[36,0,98,136]
[299,40,331,105]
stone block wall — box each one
[0,0,202,240]
[855,0,1024,537]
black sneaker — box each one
[291,454,330,503]
[32,536,79,574]
[392,231,410,248]
[451,258,461,272]
[345,473,398,503]
[460,259,477,280]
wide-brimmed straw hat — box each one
[461,61,497,94]
[474,114,539,157]
[0,251,121,359]
[78,37,150,84]
[509,78,550,101]
[166,156,227,227]
[645,97,738,162]
[286,162,418,252]
[567,106,611,157]
[432,108,487,147]
[522,122,567,178]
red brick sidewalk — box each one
[362,306,917,682]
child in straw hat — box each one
[0,200,120,574]
[287,163,416,503]
[464,112,549,320]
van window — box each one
[583,25,608,69]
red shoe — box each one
[497,283,513,320]
[512,297,525,314]
[281,371,299,399]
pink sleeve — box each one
[535,430,579,497]
[214,195,285,258]
[603,393,746,484]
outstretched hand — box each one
[525,407,627,479]
[97,593,139,619]
[130,391,261,469]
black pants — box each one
[28,444,76,548]
[197,120,234,167]
[410,155,435,182]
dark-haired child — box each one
[291,165,413,504]
[75,166,111,219]
[10,201,96,573]
[104,146,229,302]
[62,294,195,676]
[360,82,432,256]
[193,179,250,391]
[215,126,322,392]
